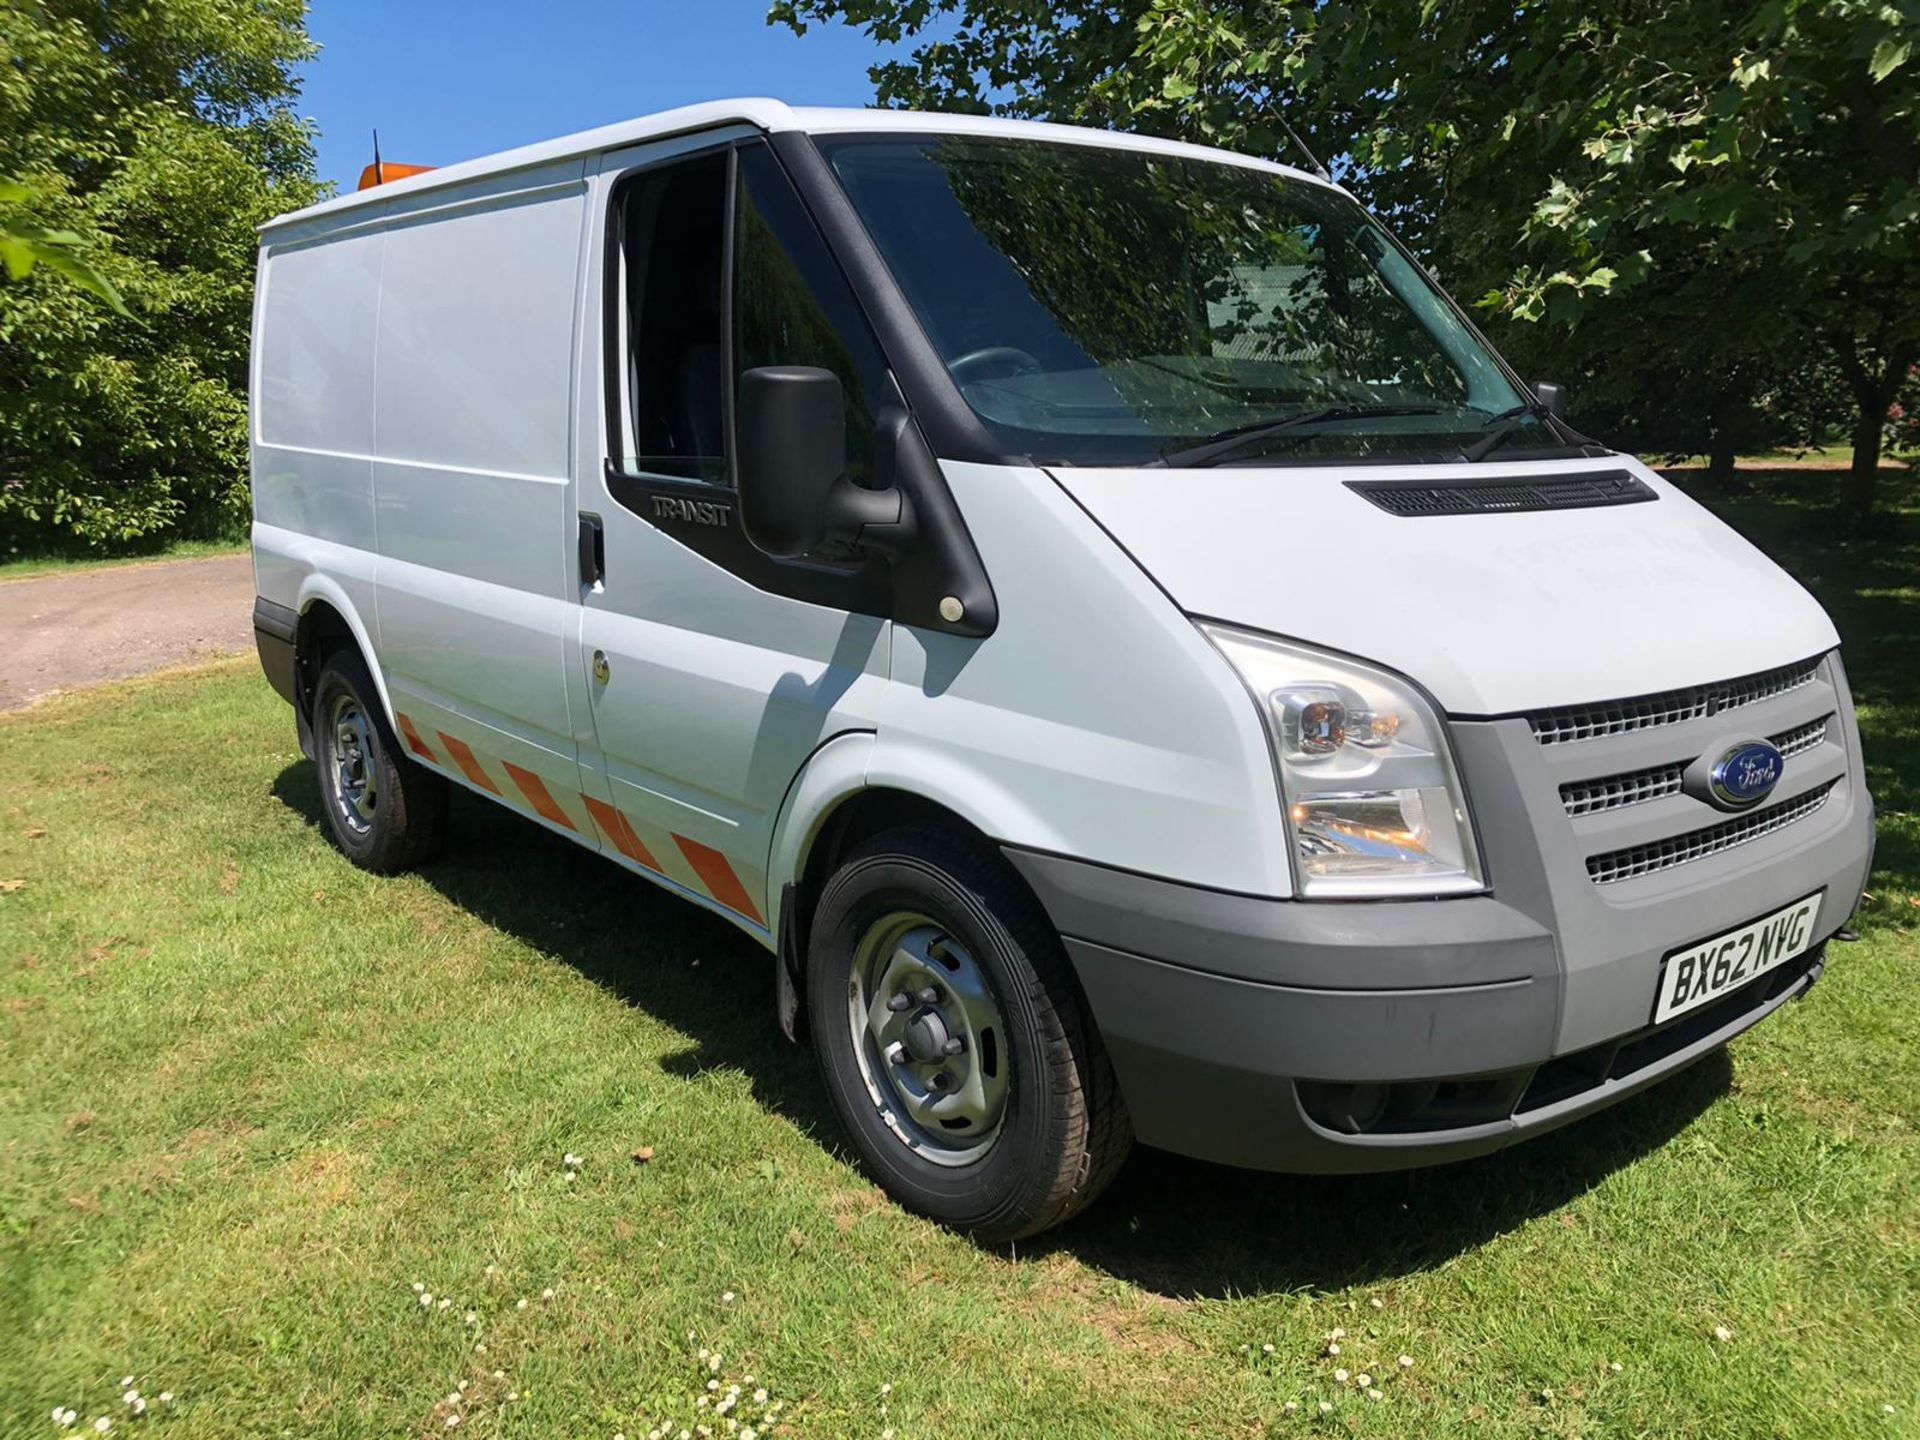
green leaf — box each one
[1869,37,1910,82]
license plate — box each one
[1653,893,1822,1025]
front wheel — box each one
[807,826,1131,1241]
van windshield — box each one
[821,134,1562,468]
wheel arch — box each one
[289,579,392,756]
[768,739,1055,1043]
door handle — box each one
[592,649,610,684]
[578,513,605,590]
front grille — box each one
[1557,713,1835,818]
[1346,470,1656,517]
[1530,658,1822,746]
[1562,762,1684,817]
[1586,781,1836,885]
[1773,715,1829,759]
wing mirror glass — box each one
[1531,380,1567,420]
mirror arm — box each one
[823,475,917,551]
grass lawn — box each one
[1,469,1916,1439]
[0,538,247,583]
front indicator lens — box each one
[1201,625,1485,898]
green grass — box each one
[2,472,1917,1439]
[0,538,246,582]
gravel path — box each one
[0,553,256,711]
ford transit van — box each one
[250,100,1875,1240]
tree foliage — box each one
[0,0,320,553]
[774,0,1920,516]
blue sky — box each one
[299,1,905,192]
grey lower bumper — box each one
[1007,814,1868,1173]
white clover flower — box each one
[1713,1325,1733,1342]
[507,1393,519,1403]
[696,1397,709,1409]
[158,1395,173,1405]
[51,1407,69,1426]
[741,1429,756,1440]
[492,1371,505,1380]
[446,1393,460,1406]
[130,1402,145,1417]
[1369,1297,1384,1310]
[484,1264,498,1276]
[445,1416,460,1429]
[752,1389,767,1404]
[93,1422,111,1435]
[1318,1401,1333,1414]
[721,1291,735,1303]
[516,1298,529,1311]
[1261,1342,1274,1355]
[1885,1405,1897,1415]
[438,1297,452,1310]
[412,1282,425,1293]
[541,1288,555,1301]
[420,1293,434,1307]
[1609,1361,1623,1373]
[1329,1327,1346,1341]
[1326,1342,1340,1356]
[880,1383,892,1395]
[1357,1374,1372,1388]
[474,1344,486,1355]
[458,1380,469,1392]
[1366,1388,1383,1402]
[464,1311,477,1325]
[120,1392,137,1407]
[698,1348,711,1361]
[118,1380,132,1390]
[707,1379,719,1392]
[1283,1401,1297,1413]
[1334,1368,1349,1384]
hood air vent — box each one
[1346,470,1657,517]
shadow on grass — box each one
[273,763,1733,1299]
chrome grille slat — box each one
[1585,782,1836,885]
[1558,714,1834,818]
[1529,659,1822,746]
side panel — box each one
[251,220,385,632]
[875,461,1292,897]
[371,165,592,825]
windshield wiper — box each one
[1152,404,1453,469]
[1457,401,1555,463]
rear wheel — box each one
[807,826,1131,1241]
[312,650,448,873]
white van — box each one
[251,99,1875,1239]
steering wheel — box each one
[947,346,1044,386]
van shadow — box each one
[273,762,1731,1299]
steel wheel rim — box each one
[847,910,1012,1167]
[326,691,378,838]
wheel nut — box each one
[884,1042,909,1067]
[941,1036,966,1056]
[886,993,913,1013]
[917,985,942,1006]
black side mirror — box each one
[1531,380,1567,420]
[737,365,913,559]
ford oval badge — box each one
[1708,740,1784,810]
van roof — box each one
[261,98,1339,234]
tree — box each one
[0,0,320,554]
[773,0,1920,519]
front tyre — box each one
[807,826,1131,1241]
[312,650,448,874]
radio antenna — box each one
[372,129,384,187]
[1276,108,1331,182]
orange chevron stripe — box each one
[436,731,500,795]
[502,761,576,832]
[581,794,662,873]
[396,712,437,762]
[673,834,764,925]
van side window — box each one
[614,150,729,484]
[733,142,893,488]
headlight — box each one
[1199,624,1485,898]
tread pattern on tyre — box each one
[813,825,1132,1241]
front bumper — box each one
[1005,661,1875,1172]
